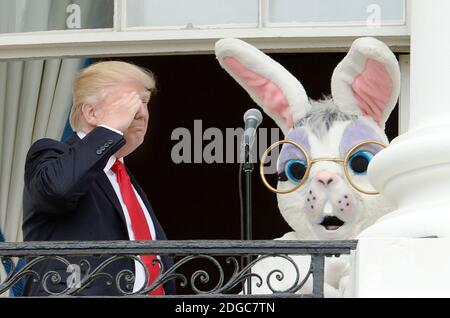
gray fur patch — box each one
[295,98,358,138]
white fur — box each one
[216,37,400,296]
[215,38,310,134]
[247,232,349,297]
[278,119,393,240]
[331,37,401,129]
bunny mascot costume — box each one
[215,37,400,296]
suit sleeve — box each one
[24,126,126,214]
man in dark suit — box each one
[22,61,175,296]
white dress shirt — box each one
[77,127,157,292]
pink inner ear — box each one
[223,57,293,128]
[352,59,393,124]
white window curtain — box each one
[0,0,112,242]
[0,58,83,243]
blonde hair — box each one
[70,61,156,131]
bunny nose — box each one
[315,171,337,186]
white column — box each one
[342,238,450,297]
[359,0,450,238]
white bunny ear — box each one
[331,37,400,129]
[215,38,311,135]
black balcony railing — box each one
[0,240,357,298]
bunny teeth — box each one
[320,216,345,231]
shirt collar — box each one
[76,130,86,139]
[104,156,119,173]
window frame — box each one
[0,0,411,136]
[0,0,410,60]
[262,0,407,28]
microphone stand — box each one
[241,143,253,295]
[239,108,262,295]
[242,144,253,242]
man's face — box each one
[100,82,150,158]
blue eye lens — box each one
[348,151,373,174]
[283,159,307,183]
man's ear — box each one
[81,104,98,127]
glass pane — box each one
[0,0,113,34]
[126,0,258,28]
[269,0,404,24]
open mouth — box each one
[320,216,345,231]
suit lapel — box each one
[96,173,127,227]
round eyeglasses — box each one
[259,140,387,195]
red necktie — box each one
[111,160,164,295]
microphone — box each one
[240,109,263,266]
[242,108,263,148]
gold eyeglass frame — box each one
[259,140,387,195]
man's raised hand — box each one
[96,91,143,132]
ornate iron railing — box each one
[0,240,357,298]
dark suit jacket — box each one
[22,126,175,296]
